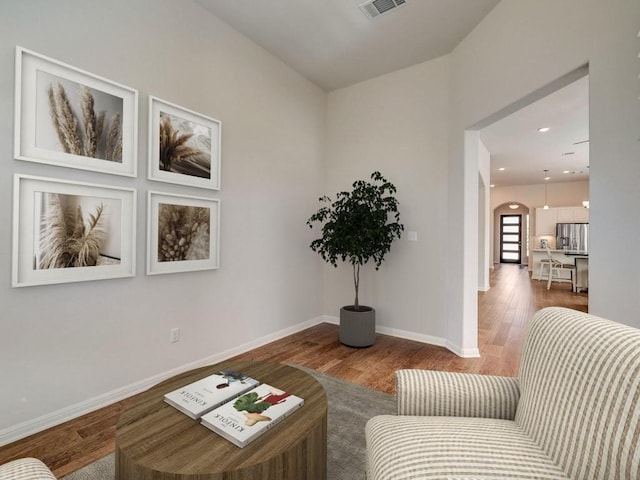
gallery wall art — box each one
[11,47,225,284]
[148,96,221,190]
[147,191,220,275]
[14,47,138,177]
[12,175,136,287]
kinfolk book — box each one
[200,383,304,448]
[164,370,260,420]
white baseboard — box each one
[375,325,447,348]
[323,315,339,325]
[444,341,481,358]
[326,316,443,349]
[326,315,480,358]
[0,314,479,446]
[0,316,327,448]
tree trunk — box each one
[353,263,360,311]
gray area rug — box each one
[62,366,396,480]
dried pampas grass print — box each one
[159,115,202,172]
[79,86,97,158]
[47,83,82,155]
[105,113,122,161]
[157,203,210,262]
[39,194,107,269]
[47,83,123,162]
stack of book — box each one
[163,369,260,419]
[164,369,304,448]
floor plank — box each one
[0,264,588,476]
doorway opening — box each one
[461,65,589,357]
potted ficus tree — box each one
[307,171,404,347]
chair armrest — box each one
[396,369,520,420]
[0,458,57,480]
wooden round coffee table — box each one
[115,360,327,480]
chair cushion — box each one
[516,308,640,479]
[366,416,569,480]
[396,370,520,420]
[0,458,56,480]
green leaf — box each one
[306,172,404,304]
[233,392,272,414]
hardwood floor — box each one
[0,264,587,477]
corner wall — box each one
[0,0,326,440]
[324,56,451,345]
[449,0,640,348]
[477,137,491,291]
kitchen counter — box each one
[532,249,588,256]
[531,249,588,292]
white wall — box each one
[324,57,451,346]
[477,137,491,291]
[491,181,589,212]
[0,0,326,441]
[2,0,639,446]
[449,0,640,349]
[322,0,640,353]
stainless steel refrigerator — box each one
[556,223,589,252]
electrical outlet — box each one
[170,328,180,344]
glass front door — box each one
[500,215,522,264]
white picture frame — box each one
[147,191,220,275]
[148,96,221,190]
[12,175,136,287]
[14,46,138,177]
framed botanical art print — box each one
[147,191,220,275]
[12,175,136,287]
[14,46,138,177]
[148,96,221,190]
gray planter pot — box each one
[339,306,376,347]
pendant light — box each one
[543,169,550,210]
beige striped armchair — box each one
[366,307,640,479]
[0,458,56,480]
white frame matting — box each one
[148,96,221,190]
[13,174,136,287]
[14,46,138,177]
[147,191,220,275]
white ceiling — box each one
[195,0,589,188]
[480,75,589,187]
[196,0,500,91]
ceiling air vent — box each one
[359,0,407,20]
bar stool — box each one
[536,257,551,281]
[546,246,576,292]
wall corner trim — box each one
[445,341,481,358]
[326,315,469,357]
